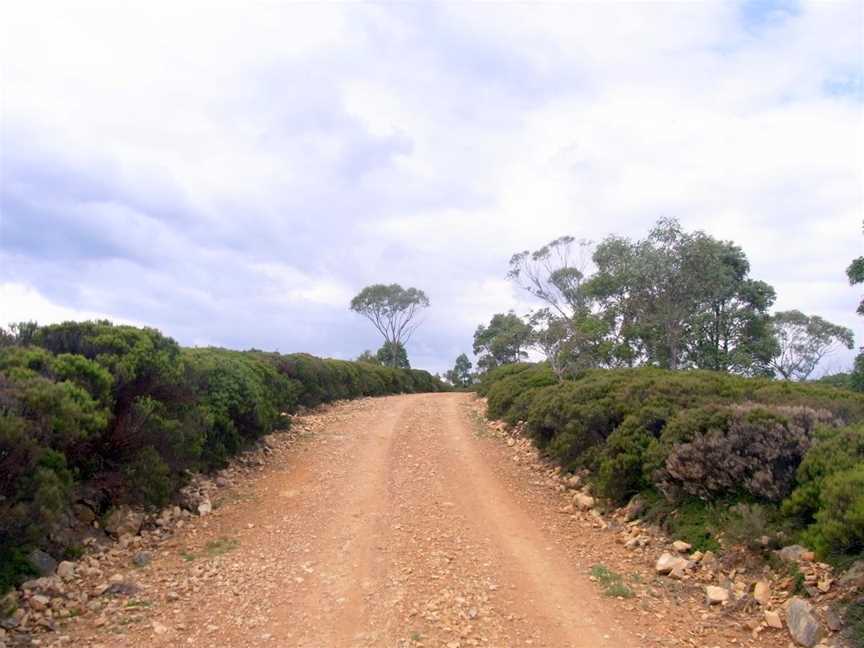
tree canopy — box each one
[445,353,473,388]
[768,310,854,381]
[349,284,429,368]
[590,218,777,372]
[506,219,780,378]
[473,312,532,371]
[376,341,410,369]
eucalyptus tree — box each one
[590,219,777,373]
[508,237,609,373]
[472,312,532,371]
[847,228,863,390]
[445,353,473,388]
[769,310,854,381]
[349,284,429,368]
[376,341,410,369]
[682,238,778,375]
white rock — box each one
[705,585,729,605]
[655,552,687,574]
[29,595,50,611]
[56,561,75,581]
[672,540,691,553]
[573,493,595,510]
[764,609,783,629]
[753,580,770,606]
[197,499,212,516]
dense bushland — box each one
[481,364,864,562]
[0,320,445,592]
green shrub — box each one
[0,320,446,594]
[479,364,864,561]
[640,492,722,552]
[720,502,783,550]
[589,564,635,598]
[123,446,173,508]
[802,464,864,558]
[783,424,864,525]
[485,365,555,423]
[476,362,536,397]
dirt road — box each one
[58,393,776,648]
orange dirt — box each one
[55,393,785,647]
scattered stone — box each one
[197,498,213,516]
[27,550,57,577]
[669,561,690,580]
[152,621,168,635]
[656,553,687,575]
[56,561,75,581]
[103,506,144,537]
[105,580,140,596]
[764,609,783,629]
[573,493,595,511]
[672,540,691,554]
[28,595,50,612]
[753,580,770,606]
[132,551,153,568]
[705,585,729,605]
[786,597,824,647]
[839,560,864,588]
[623,494,645,521]
[825,607,843,632]
[777,545,808,563]
[72,502,97,525]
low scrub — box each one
[482,364,864,563]
[0,320,446,593]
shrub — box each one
[801,464,864,558]
[123,446,173,508]
[183,349,297,467]
[721,503,782,550]
[485,365,556,423]
[476,362,537,397]
[0,320,446,593]
[479,364,864,560]
[783,424,864,525]
[653,405,831,503]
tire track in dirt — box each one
[57,393,644,647]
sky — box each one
[1,1,862,374]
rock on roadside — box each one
[655,552,688,575]
[705,586,729,605]
[26,550,57,577]
[103,506,144,538]
[785,597,824,647]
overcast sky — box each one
[1,1,862,374]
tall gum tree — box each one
[349,284,429,368]
[769,310,854,381]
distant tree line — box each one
[447,218,856,386]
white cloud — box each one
[0,282,140,327]
[0,1,861,373]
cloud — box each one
[1,1,861,373]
